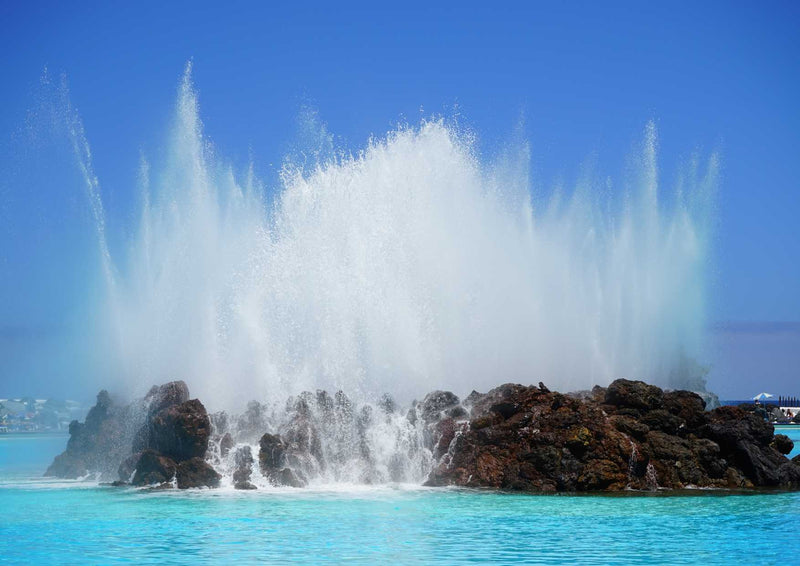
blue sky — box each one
[1,1,798,399]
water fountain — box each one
[54,64,719,414]
[30,64,725,487]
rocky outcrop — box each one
[772,434,794,455]
[176,457,221,489]
[149,399,211,461]
[132,382,190,452]
[47,381,217,489]
[129,396,214,488]
[418,390,462,423]
[48,377,800,493]
[426,379,800,491]
[45,390,143,480]
[258,432,305,487]
[233,446,257,489]
[131,449,177,486]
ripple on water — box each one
[1,480,799,565]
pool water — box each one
[1,431,799,565]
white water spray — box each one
[72,65,718,410]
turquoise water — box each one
[776,425,800,459]
[1,431,799,565]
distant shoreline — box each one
[0,431,69,436]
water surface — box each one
[1,433,799,564]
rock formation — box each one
[426,379,800,491]
[47,377,800,492]
[47,381,219,489]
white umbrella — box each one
[753,392,774,401]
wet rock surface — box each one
[131,449,177,486]
[47,378,800,493]
[47,381,215,488]
[176,457,222,489]
[425,379,800,491]
[45,390,144,480]
[258,432,306,487]
[149,399,212,461]
[233,446,257,489]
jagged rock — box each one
[45,390,135,480]
[150,399,211,461]
[609,415,649,441]
[432,418,457,460]
[47,378,800,494]
[273,467,305,487]
[46,381,217,488]
[771,434,793,455]
[426,379,800,492]
[259,433,286,471]
[176,457,221,489]
[462,390,483,407]
[219,433,235,458]
[233,446,255,489]
[419,390,460,423]
[577,459,627,490]
[663,390,707,428]
[145,381,190,416]
[133,381,191,453]
[118,452,143,482]
[641,409,684,435]
[131,449,177,486]
[258,433,308,487]
[605,379,664,411]
[466,383,528,419]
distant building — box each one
[0,397,86,432]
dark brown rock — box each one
[150,399,211,462]
[45,390,137,480]
[273,467,305,487]
[131,449,177,486]
[233,445,255,489]
[259,433,286,471]
[772,434,794,455]
[609,415,649,441]
[419,390,460,423]
[641,409,684,435]
[605,379,664,411]
[176,457,221,489]
[663,390,707,429]
[577,459,627,490]
[220,433,235,458]
[145,381,190,417]
[426,380,800,492]
[118,451,143,482]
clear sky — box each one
[0,1,798,400]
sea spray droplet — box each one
[74,68,717,410]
